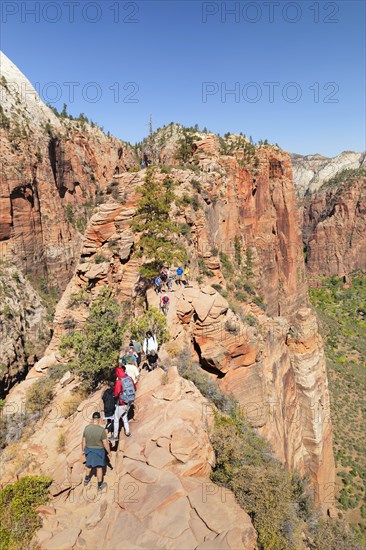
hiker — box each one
[112,365,136,440]
[160,294,170,316]
[154,276,162,294]
[121,346,138,367]
[147,349,159,371]
[130,339,142,367]
[101,387,115,438]
[184,264,190,285]
[143,331,158,354]
[160,267,169,291]
[176,266,184,285]
[122,348,140,384]
[82,411,111,492]
[167,271,175,290]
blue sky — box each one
[1,0,365,156]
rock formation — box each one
[0,265,48,396]
[0,51,137,290]
[1,367,257,549]
[0,56,338,541]
[291,150,366,197]
[302,176,366,277]
[35,133,335,513]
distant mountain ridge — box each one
[291,150,366,197]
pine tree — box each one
[132,168,187,276]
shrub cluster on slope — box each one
[60,287,125,387]
[0,476,52,550]
[177,352,363,550]
[309,274,366,543]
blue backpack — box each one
[118,376,135,404]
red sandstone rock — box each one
[302,177,366,276]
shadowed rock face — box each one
[302,176,366,277]
[0,52,136,291]
[0,265,48,396]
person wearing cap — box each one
[82,411,111,492]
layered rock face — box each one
[39,135,335,513]
[0,265,48,396]
[1,367,256,550]
[0,52,136,290]
[291,150,366,197]
[173,286,334,512]
[302,176,366,277]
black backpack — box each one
[102,388,116,417]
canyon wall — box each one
[41,137,335,513]
[302,176,366,277]
[0,51,136,291]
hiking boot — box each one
[97,482,107,492]
[84,476,91,486]
[125,432,132,437]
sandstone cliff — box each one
[0,51,137,291]
[37,133,335,514]
[302,175,366,277]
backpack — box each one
[162,295,169,304]
[102,388,116,416]
[118,375,135,404]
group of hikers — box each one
[81,331,159,491]
[154,265,191,316]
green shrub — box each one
[219,252,234,278]
[0,476,52,550]
[311,519,363,550]
[68,290,90,307]
[130,307,169,345]
[191,178,202,192]
[235,291,247,302]
[192,194,200,211]
[26,377,55,414]
[234,235,242,266]
[60,287,125,386]
[94,253,107,264]
[177,352,236,416]
[211,413,305,550]
[179,223,191,237]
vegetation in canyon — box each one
[310,273,366,544]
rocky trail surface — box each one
[2,367,256,550]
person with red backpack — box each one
[160,294,170,315]
[112,365,136,441]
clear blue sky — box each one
[1,0,365,156]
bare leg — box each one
[96,467,103,483]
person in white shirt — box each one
[125,360,139,384]
[143,331,158,354]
